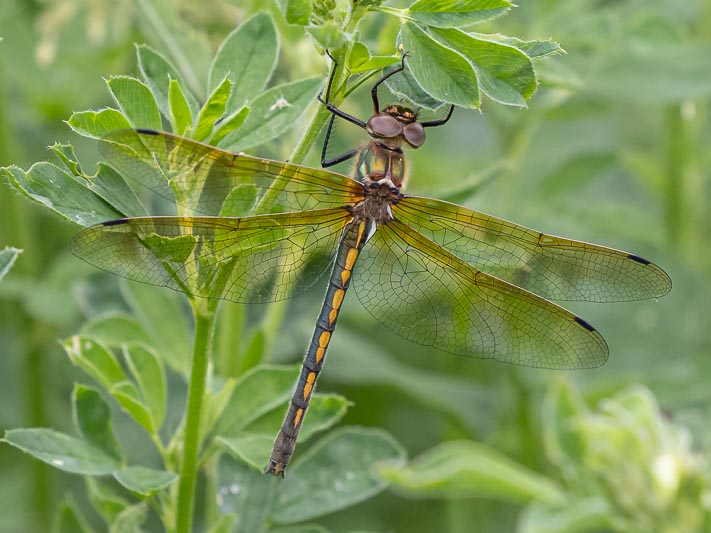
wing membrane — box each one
[72,208,351,303]
[394,196,671,302]
[353,220,608,369]
[100,129,364,217]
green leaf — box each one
[194,76,233,141]
[385,63,445,110]
[280,0,311,25]
[3,428,121,475]
[217,454,277,533]
[400,22,479,108]
[2,164,123,226]
[108,502,148,533]
[208,12,278,111]
[120,281,192,375]
[406,0,511,28]
[305,22,347,49]
[349,41,371,69]
[79,312,152,348]
[219,77,321,151]
[106,76,163,130]
[62,335,128,390]
[377,440,565,505]
[218,434,273,471]
[0,247,22,282]
[113,466,178,495]
[55,499,92,533]
[208,106,250,146]
[430,28,536,106]
[49,142,83,175]
[122,344,167,431]
[45,142,148,217]
[88,161,148,218]
[480,34,564,59]
[216,365,300,437]
[66,109,133,139]
[72,384,123,463]
[216,365,299,437]
[111,382,155,434]
[347,41,401,75]
[169,77,193,135]
[136,43,199,119]
[273,427,406,523]
[349,55,401,75]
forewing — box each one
[100,129,364,216]
[394,196,671,302]
[72,208,351,303]
[353,220,608,369]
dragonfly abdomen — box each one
[266,218,374,476]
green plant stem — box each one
[175,298,217,533]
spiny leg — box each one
[370,53,407,113]
[321,113,358,168]
[420,104,455,128]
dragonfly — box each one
[71,57,672,477]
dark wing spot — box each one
[136,128,160,136]
[627,253,651,265]
[102,218,129,227]
[574,316,596,332]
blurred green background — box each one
[1,0,710,532]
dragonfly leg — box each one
[318,50,367,129]
[370,53,407,113]
[420,104,455,128]
[321,113,358,167]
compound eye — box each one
[403,122,426,148]
[367,113,402,139]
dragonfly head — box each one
[366,104,426,149]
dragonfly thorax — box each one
[352,141,405,224]
[356,140,409,191]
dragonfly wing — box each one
[72,207,351,303]
[100,129,365,216]
[353,220,608,369]
[394,196,671,302]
